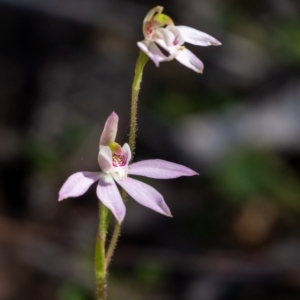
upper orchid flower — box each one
[58,112,198,223]
[137,6,221,73]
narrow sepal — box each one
[137,40,168,67]
[97,175,126,223]
[114,176,172,217]
[58,171,100,201]
[175,48,204,73]
[176,26,221,46]
[128,159,198,179]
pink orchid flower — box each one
[137,6,221,73]
[58,112,198,223]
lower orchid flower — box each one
[58,112,198,223]
[137,6,221,73]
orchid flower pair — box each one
[137,6,221,73]
[59,112,197,223]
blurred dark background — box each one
[1,0,300,299]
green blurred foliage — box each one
[24,122,89,173]
[149,87,236,122]
[275,21,300,64]
[57,283,91,300]
[135,260,167,289]
[213,150,300,212]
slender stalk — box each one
[95,203,110,300]
[105,190,127,267]
[105,222,121,267]
[129,51,148,156]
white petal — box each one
[97,175,126,223]
[114,176,172,217]
[98,146,114,173]
[155,27,183,47]
[160,26,184,46]
[58,171,100,201]
[175,25,221,46]
[175,48,204,73]
[128,159,198,179]
[137,40,168,67]
[154,39,180,59]
[121,143,131,165]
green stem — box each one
[129,51,148,157]
[95,203,111,300]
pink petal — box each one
[128,159,198,179]
[99,112,118,148]
[58,171,100,201]
[137,40,168,67]
[114,176,172,217]
[97,175,126,223]
[175,26,221,46]
[175,48,204,73]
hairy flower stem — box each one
[104,51,148,272]
[95,203,110,300]
[129,51,149,157]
